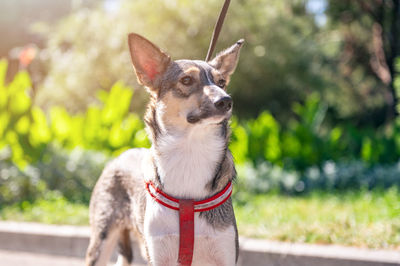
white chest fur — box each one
[155,124,225,199]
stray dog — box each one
[85,33,243,266]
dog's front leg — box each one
[146,234,180,266]
[144,198,180,266]
[191,225,237,266]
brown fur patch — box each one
[144,96,162,142]
[161,91,201,131]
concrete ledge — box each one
[238,238,400,266]
[0,221,90,258]
[0,221,146,264]
[0,221,399,266]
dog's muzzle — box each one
[186,97,233,124]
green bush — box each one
[0,145,108,205]
[48,81,150,154]
[0,60,147,205]
[231,93,400,171]
[237,160,400,194]
[0,59,149,168]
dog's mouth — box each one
[186,109,232,124]
[187,114,202,124]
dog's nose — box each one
[214,96,233,112]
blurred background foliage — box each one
[34,0,329,120]
[0,0,399,207]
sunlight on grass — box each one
[0,192,88,225]
[233,188,400,250]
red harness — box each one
[145,181,233,266]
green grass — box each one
[0,192,89,225]
[234,188,400,250]
[1,189,399,250]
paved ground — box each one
[0,249,145,266]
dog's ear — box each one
[128,33,171,90]
[209,39,244,78]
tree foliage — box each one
[324,0,400,124]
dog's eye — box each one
[180,76,193,86]
[217,79,226,88]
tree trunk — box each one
[387,0,400,118]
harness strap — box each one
[145,181,233,212]
[178,199,195,266]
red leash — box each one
[205,0,231,62]
[145,181,233,266]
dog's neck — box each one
[153,123,228,199]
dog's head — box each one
[128,33,243,133]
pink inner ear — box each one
[143,60,159,81]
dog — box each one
[85,33,243,266]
